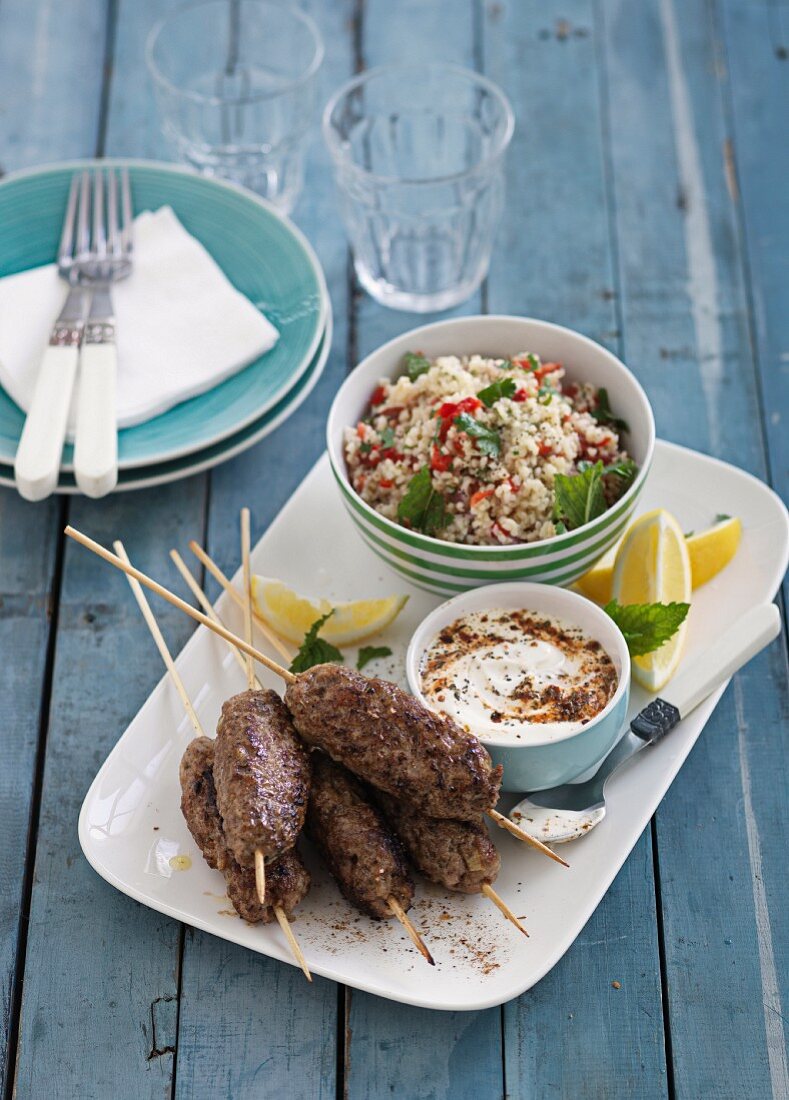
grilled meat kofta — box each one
[284,665,502,822]
[306,753,413,920]
[179,736,310,923]
[213,688,310,868]
[375,791,501,894]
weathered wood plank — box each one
[13,481,207,1100]
[720,0,789,504]
[0,1,110,1093]
[174,1,354,1094]
[600,0,788,1095]
[343,4,505,1097]
[8,2,207,1095]
[483,3,669,1095]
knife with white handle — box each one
[14,287,87,502]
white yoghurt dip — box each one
[419,608,618,743]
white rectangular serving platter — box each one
[79,441,788,1011]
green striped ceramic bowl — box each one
[327,316,655,596]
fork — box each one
[72,167,133,497]
[14,173,90,501]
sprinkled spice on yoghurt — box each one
[419,608,618,742]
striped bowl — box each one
[327,316,655,596]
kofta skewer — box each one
[375,792,528,936]
[180,737,311,937]
[113,541,311,980]
[67,527,567,864]
[307,754,434,965]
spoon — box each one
[510,603,781,844]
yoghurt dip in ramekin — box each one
[406,582,631,792]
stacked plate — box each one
[0,161,331,493]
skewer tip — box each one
[481,883,529,937]
[487,809,570,868]
[387,896,434,966]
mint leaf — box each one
[604,457,638,488]
[454,412,501,458]
[403,352,431,382]
[592,387,629,433]
[357,645,393,671]
[603,599,690,658]
[289,611,344,674]
[397,466,450,535]
[553,461,607,530]
[477,377,517,407]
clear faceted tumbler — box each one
[323,63,514,312]
[146,0,323,212]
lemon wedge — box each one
[685,515,742,587]
[251,576,407,646]
[577,515,741,603]
[611,508,691,691]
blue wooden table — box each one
[1,1,787,1097]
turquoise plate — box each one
[0,160,327,470]
[0,304,332,494]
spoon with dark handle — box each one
[510,603,781,844]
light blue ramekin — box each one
[405,582,631,792]
[326,315,655,597]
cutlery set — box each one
[14,168,133,501]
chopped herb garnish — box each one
[379,426,396,450]
[289,611,344,673]
[684,530,694,539]
[554,520,568,535]
[525,354,540,371]
[397,466,450,535]
[537,383,555,405]
[359,441,373,454]
[592,387,629,433]
[403,352,431,382]
[453,412,502,458]
[357,645,393,670]
[715,513,731,523]
[603,599,689,657]
[553,461,607,530]
[604,457,638,487]
[477,377,517,407]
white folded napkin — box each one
[0,206,279,435]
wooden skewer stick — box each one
[487,808,570,868]
[386,895,434,966]
[240,508,268,910]
[481,883,529,937]
[65,526,296,683]
[114,539,310,982]
[254,848,267,910]
[240,510,256,693]
[188,539,293,663]
[169,550,262,689]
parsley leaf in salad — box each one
[289,611,344,674]
[397,466,450,535]
[453,412,502,458]
[379,426,396,450]
[357,645,393,670]
[477,377,517,407]
[592,387,630,433]
[403,352,432,382]
[603,599,690,657]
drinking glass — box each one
[146,0,323,212]
[323,63,514,312]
